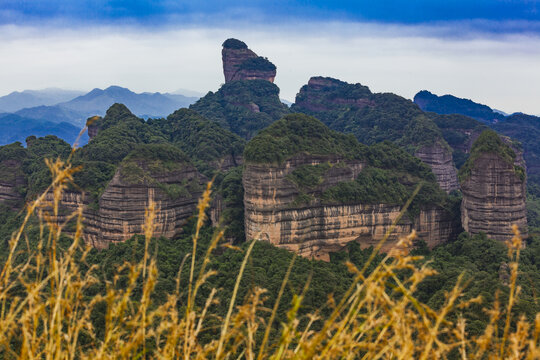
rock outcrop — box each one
[86,115,102,140]
[243,114,459,261]
[415,143,459,193]
[46,146,207,249]
[460,130,528,241]
[222,38,276,83]
[0,159,26,208]
[244,154,458,261]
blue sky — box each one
[2,0,539,28]
[1,1,540,114]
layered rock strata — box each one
[222,39,276,83]
[0,160,26,208]
[415,143,459,193]
[461,152,528,241]
[46,161,206,249]
[244,154,458,261]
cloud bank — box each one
[1,21,540,114]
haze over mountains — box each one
[0,86,200,145]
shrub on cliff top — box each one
[458,129,524,182]
[237,56,276,71]
[222,38,248,49]
[244,113,365,164]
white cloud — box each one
[1,22,540,114]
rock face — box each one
[0,159,26,208]
[415,143,459,193]
[460,131,528,241]
[244,154,458,261]
[222,39,276,83]
[461,152,528,241]
[47,158,206,249]
[86,115,102,141]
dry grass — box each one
[0,152,539,359]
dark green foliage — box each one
[399,115,447,152]
[287,163,331,190]
[119,144,190,185]
[292,78,445,151]
[237,57,276,71]
[364,141,436,181]
[0,136,71,200]
[148,109,245,177]
[493,113,540,178]
[190,80,289,139]
[246,116,448,216]
[412,232,540,329]
[458,129,524,182]
[83,225,353,339]
[217,167,245,243]
[123,143,190,164]
[527,176,540,231]
[222,38,248,49]
[322,167,409,204]
[244,113,365,164]
[414,90,505,124]
[23,135,72,197]
[0,142,28,162]
[71,104,169,203]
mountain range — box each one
[0,86,200,145]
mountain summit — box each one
[222,38,276,83]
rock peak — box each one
[460,130,528,241]
[222,39,276,83]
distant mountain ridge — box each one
[0,86,201,146]
[13,86,199,126]
[0,88,85,113]
[414,89,540,178]
[0,113,81,145]
[414,90,506,124]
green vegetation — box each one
[287,163,332,190]
[148,108,245,177]
[237,56,276,71]
[222,38,248,49]
[292,78,446,151]
[216,167,245,243]
[119,144,190,187]
[493,113,540,180]
[244,113,365,164]
[322,167,409,204]
[458,129,524,182]
[190,80,289,139]
[414,90,505,124]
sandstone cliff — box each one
[46,145,207,249]
[0,159,26,208]
[243,114,459,261]
[243,153,458,261]
[460,130,528,241]
[222,38,276,83]
[415,143,459,193]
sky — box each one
[1,1,540,114]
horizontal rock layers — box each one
[0,159,26,208]
[461,153,528,241]
[244,154,457,261]
[46,161,206,249]
[415,143,459,193]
